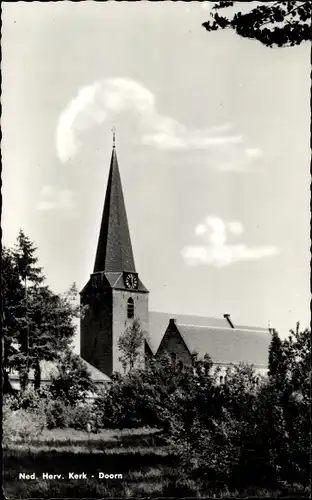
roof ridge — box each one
[178,323,269,334]
[150,311,220,320]
[81,359,111,380]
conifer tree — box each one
[266,324,311,484]
[2,247,24,393]
[283,323,311,397]
[3,231,79,391]
[26,283,79,389]
[13,230,45,286]
[268,328,285,378]
[12,230,45,389]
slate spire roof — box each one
[93,146,136,273]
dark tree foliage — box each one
[3,231,79,391]
[11,231,45,389]
[258,324,311,486]
[202,1,311,48]
[93,352,214,430]
[13,230,45,285]
[2,247,25,369]
[283,323,311,394]
[2,246,27,393]
[268,328,285,378]
[94,324,310,490]
[23,283,79,389]
[49,349,96,406]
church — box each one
[79,137,270,381]
[8,138,271,392]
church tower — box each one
[80,136,149,376]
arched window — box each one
[94,337,97,348]
[219,376,223,384]
[127,297,134,319]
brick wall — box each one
[81,286,149,377]
[80,290,113,376]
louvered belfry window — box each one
[127,297,134,319]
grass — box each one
[3,427,311,499]
[4,427,178,499]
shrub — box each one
[49,349,96,406]
[69,404,94,431]
[45,399,73,429]
[4,386,51,412]
[3,406,46,442]
[44,399,95,431]
[165,356,311,491]
[165,363,270,489]
[94,354,207,430]
[3,387,97,434]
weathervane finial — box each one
[111,126,116,149]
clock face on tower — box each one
[124,273,138,290]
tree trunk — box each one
[19,366,29,391]
[34,360,41,389]
[34,358,41,389]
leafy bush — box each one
[44,399,73,429]
[69,404,94,431]
[163,362,241,487]
[44,399,95,431]
[165,325,311,490]
[165,362,307,490]
[4,386,97,432]
[94,354,199,430]
[49,349,96,406]
[4,386,51,412]
[3,405,46,442]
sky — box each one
[2,2,310,352]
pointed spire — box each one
[93,144,136,273]
[112,126,116,149]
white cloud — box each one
[228,221,244,235]
[245,148,263,159]
[204,216,227,246]
[202,1,211,11]
[209,142,262,173]
[182,215,279,268]
[195,224,207,235]
[56,82,106,163]
[142,133,243,150]
[56,78,244,163]
[37,186,74,211]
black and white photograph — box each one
[2,1,311,498]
